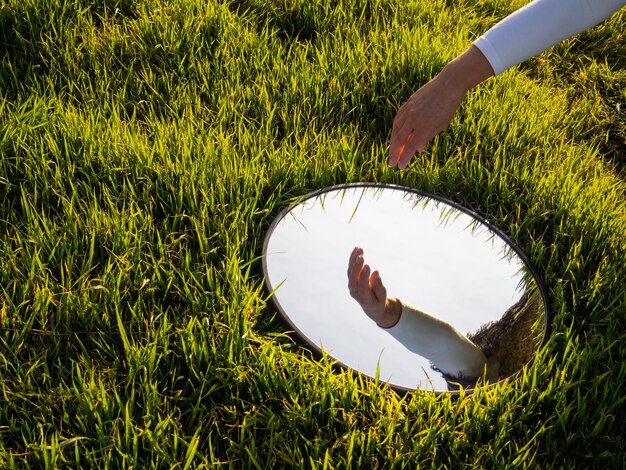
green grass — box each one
[0,0,625,467]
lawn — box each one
[0,0,625,467]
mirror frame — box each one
[262,182,552,394]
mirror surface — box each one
[263,184,549,392]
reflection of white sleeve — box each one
[387,302,487,379]
[473,0,626,75]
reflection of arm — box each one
[386,301,487,379]
[474,0,626,75]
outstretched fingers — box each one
[369,270,387,302]
[347,247,364,298]
[347,247,377,304]
[397,131,425,170]
[389,111,408,167]
[356,263,373,302]
[388,127,412,168]
[389,120,428,169]
[347,247,389,322]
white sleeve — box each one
[473,0,626,75]
[385,302,487,379]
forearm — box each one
[473,0,626,75]
[386,301,488,379]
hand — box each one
[347,247,401,328]
[388,45,494,170]
[388,76,465,169]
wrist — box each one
[438,45,494,94]
[377,298,402,329]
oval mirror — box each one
[262,183,550,393]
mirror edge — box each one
[261,182,553,395]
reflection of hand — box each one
[388,45,494,170]
[347,247,401,328]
